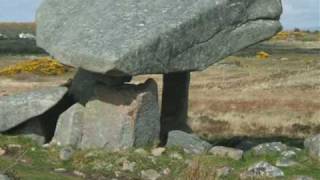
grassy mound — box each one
[0,57,71,76]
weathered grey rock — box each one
[166,131,212,154]
[0,174,10,180]
[53,103,85,147]
[53,79,160,150]
[216,166,234,179]
[276,158,298,167]
[304,134,320,161]
[209,146,243,160]
[241,161,284,178]
[293,176,315,180]
[252,142,288,155]
[141,169,160,180]
[0,87,68,132]
[59,147,75,161]
[37,0,282,75]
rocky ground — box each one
[0,39,319,179]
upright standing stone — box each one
[160,72,191,143]
[53,79,161,150]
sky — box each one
[0,0,319,30]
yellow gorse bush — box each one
[0,57,70,76]
[256,51,270,59]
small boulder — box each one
[151,148,166,157]
[0,147,5,156]
[141,169,160,180]
[215,166,234,179]
[209,146,243,160]
[59,147,74,161]
[293,176,315,180]
[166,131,212,154]
[0,87,68,132]
[0,174,10,180]
[304,134,320,161]
[252,142,287,155]
[241,161,284,178]
[276,158,298,167]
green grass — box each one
[0,135,319,180]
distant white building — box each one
[0,33,8,40]
[18,33,36,40]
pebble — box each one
[134,148,148,155]
[0,148,6,156]
[151,148,166,157]
[54,168,67,173]
[216,166,233,178]
[73,170,86,178]
[122,160,136,172]
[59,147,74,161]
[141,169,161,180]
[169,152,183,160]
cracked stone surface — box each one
[37,0,282,75]
[0,87,68,132]
[52,79,160,150]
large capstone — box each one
[0,87,68,133]
[37,0,282,75]
[53,79,160,150]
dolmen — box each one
[0,0,282,149]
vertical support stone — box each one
[160,72,192,144]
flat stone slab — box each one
[37,0,282,75]
[0,87,67,132]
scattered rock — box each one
[166,131,212,154]
[169,152,183,160]
[241,161,284,178]
[304,134,320,160]
[134,148,148,155]
[0,87,68,132]
[281,150,297,159]
[7,144,22,149]
[37,0,282,75]
[59,147,74,161]
[73,170,86,178]
[252,142,288,155]
[276,158,298,167]
[216,166,234,179]
[141,169,160,180]
[293,176,315,180]
[0,174,10,180]
[54,168,67,173]
[0,147,5,156]
[151,148,166,157]
[209,146,243,160]
[122,160,136,172]
[162,168,171,176]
